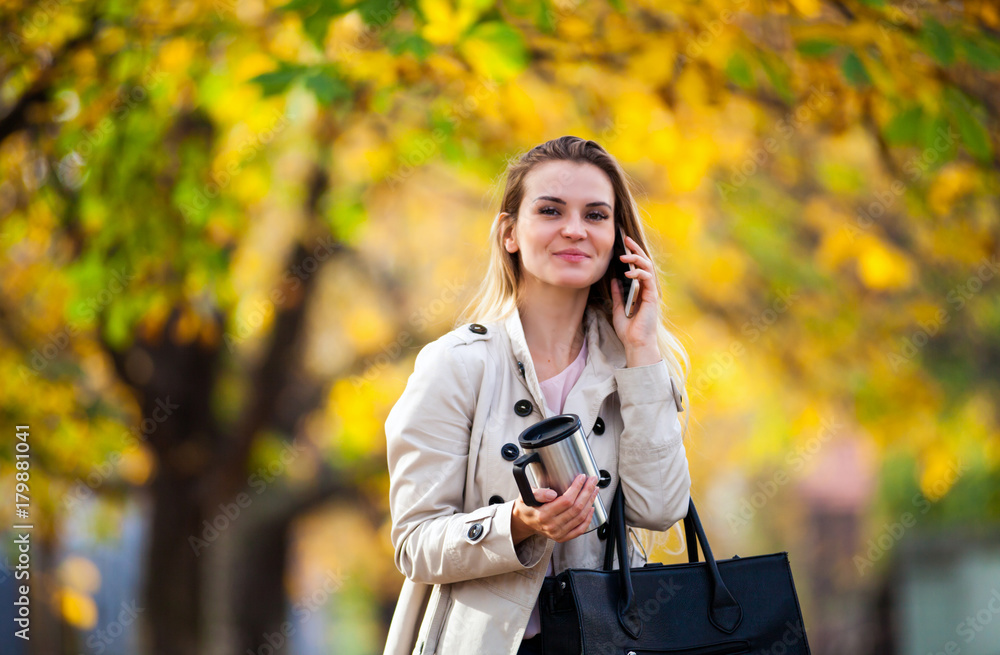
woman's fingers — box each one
[532,487,557,503]
[621,236,659,296]
[524,474,603,542]
[552,476,598,539]
[559,506,595,542]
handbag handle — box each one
[603,482,744,636]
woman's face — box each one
[503,160,617,293]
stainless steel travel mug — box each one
[511,413,608,533]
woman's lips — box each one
[555,252,588,262]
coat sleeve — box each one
[613,358,691,532]
[386,337,548,585]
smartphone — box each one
[613,226,640,318]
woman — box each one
[383,136,691,655]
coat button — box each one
[593,417,605,435]
[501,443,519,461]
[514,399,533,416]
[489,495,504,505]
[597,524,609,540]
[469,323,487,334]
[468,523,484,540]
[517,361,525,377]
[598,469,611,488]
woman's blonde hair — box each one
[454,135,691,442]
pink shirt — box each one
[523,337,588,639]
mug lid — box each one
[518,414,581,449]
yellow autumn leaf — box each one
[158,38,195,74]
[980,3,1000,28]
[96,26,127,54]
[346,304,390,352]
[420,0,481,45]
[59,588,98,630]
[118,445,155,485]
[271,13,307,61]
[558,15,593,41]
[646,200,701,250]
[674,66,709,108]
[789,0,822,17]
[669,134,717,193]
[647,119,681,163]
[171,305,201,344]
[906,299,947,325]
[919,445,960,501]
[856,236,914,290]
[627,39,678,87]
[342,49,399,87]
[816,227,857,271]
[328,378,383,459]
[500,82,545,139]
[928,163,978,216]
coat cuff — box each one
[614,358,680,408]
[495,500,547,569]
[452,501,546,579]
[614,358,684,454]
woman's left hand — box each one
[610,234,662,365]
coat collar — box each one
[501,304,626,426]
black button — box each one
[468,523,484,540]
[598,469,611,488]
[514,399,533,416]
[597,524,609,540]
[501,443,519,461]
[517,361,525,377]
[489,495,504,505]
[593,417,605,435]
[469,323,487,334]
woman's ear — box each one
[500,213,518,253]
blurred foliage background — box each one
[1,0,999,653]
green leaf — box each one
[102,294,141,350]
[280,0,350,46]
[535,0,556,34]
[358,0,401,26]
[725,51,755,90]
[386,32,435,60]
[759,54,793,102]
[458,21,527,81]
[958,34,1000,71]
[841,51,871,87]
[922,18,955,67]
[324,191,366,244]
[371,86,394,114]
[278,0,321,10]
[302,10,333,47]
[856,0,886,6]
[304,70,352,105]
[250,65,303,96]
[796,39,838,58]
[917,113,955,161]
[607,0,626,12]
[883,105,923,145]
[943,87,993,163]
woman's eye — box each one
[538,207,608,220]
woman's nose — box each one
[562,214,587,238]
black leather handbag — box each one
[538,482,812,654]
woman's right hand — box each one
[510,474,600,544]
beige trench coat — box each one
[383,304,691,655]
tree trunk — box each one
[144,472,205,655]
